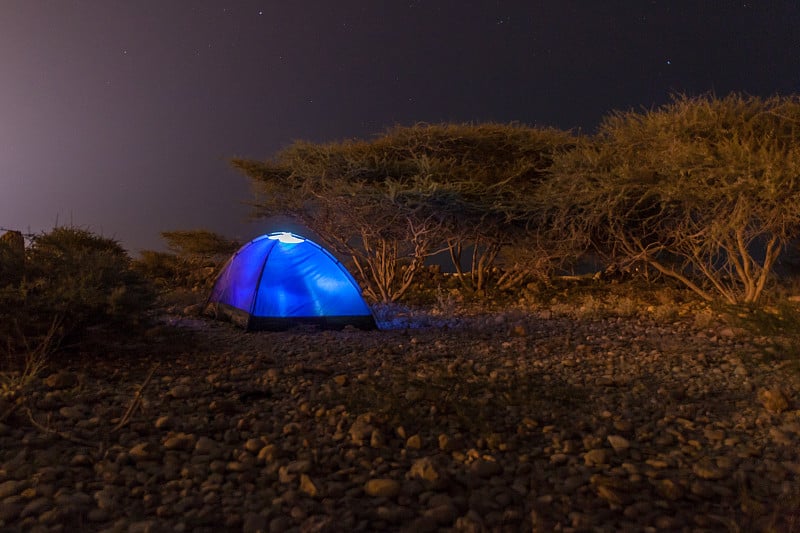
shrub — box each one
[0,227,156,357]
[545,93,800,304]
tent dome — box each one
[206,232,376,330]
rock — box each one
[299,474,319,498]
[769,427,794,446]
[583,448,609,466]
[129,442,158,461]
[364,479,400,498]
[370,429,385,448]
[591,475,631,506]
[0,480,25,500]
[653,478,683,500]
[692,458,726,480]
[168,385,192,399]
[408,457,442,484]
[607,435,630,453]
[194,436,222,456]
[349,413,376,446]
[154,416,176,430]
[244,438,264,453]
[286,459,312,474]
[163,432,196,451]
[758,387,790,413]
[406,434,422,450]
[424,503,459,525]
[257,444,280,463]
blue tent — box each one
[206,232,376,331]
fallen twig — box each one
[26,408,98,447]
[111,363,159,433]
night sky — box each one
[2,1,799,254]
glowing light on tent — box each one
[268,232,305,244]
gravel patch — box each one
[1,310,799,531]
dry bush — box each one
[136,230,238,294]
[0,227,156,360]
[545,93,800,305]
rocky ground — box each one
[1,306,799,532]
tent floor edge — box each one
[247,315,377,332]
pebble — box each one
[364,479,401,498]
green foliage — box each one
[0,227,156,358]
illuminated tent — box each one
[206,232,376,331]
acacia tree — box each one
[232,141,445,302]
[545,93,800,304]
[234,123,576,301]
[374,124,576,293]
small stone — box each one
[370,429,385,448]
[129,442,157,460]
[607,435,630,453]
[409,457,441,484]
[332,375,347,386]
[194,436,222,456]
[595,485,624,506]
[19,496,51,518]
[583,448,609,466]
[299,474,319,498]
[154,416,176,430]
[244,438,263,453]
[654,478,683,500]
[163,432,196,451]
[286,459,312,474]
[349,413,376,446]
[58,405,84,419]
[758,387,790,413]
[424,503,458,525]
[364,479,400,498]
[703,428,725,441]
[258,444,280,463]
[550,453,568,464]
[168,385,192,399]
[692,458,726,480]
[406,434,422,450]
[0,480,25,500]
[769,427,794,446]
